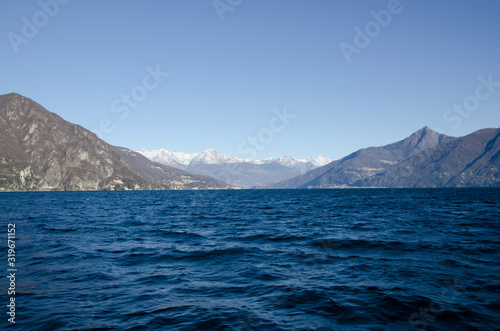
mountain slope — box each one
[136,148,197,169]
[276,155,332,173]
[357,128,500,188]
[137,148,332,188]
[186,160,302,188]
[189,149,244,165]
[138,148,332,188]
[0,93,232,191]
[270,127,453,188]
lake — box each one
[0,188,499,330]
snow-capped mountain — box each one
[137,148,332,171]
[189,149,246,165]
[276,155,332,173]
[304,155,333,167]
[137,148,197,169]
[136,148,333,188]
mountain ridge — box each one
[2,93,497,190]
[0,93,233,191]
[269,126,499,188]
[355,127,500,188]
[137,148,332,170]
[269,126,453,188]
[137,148,333,188]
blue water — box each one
[0,189,499,330]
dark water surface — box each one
[0,189,499,330]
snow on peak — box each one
[277,155,300,167]
[137,148,197,166]
[304,155,333,167]
[277,155,333,167]
[189,149,245,165]
[137,148,333,170]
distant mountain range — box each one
[0,93,232,191]
[137,148,332,188]
[1,93,498,191]
[269,126,500,188]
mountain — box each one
[275,155,332,173]
[186,160,302,188]
[190,149,243,165]
[357,128,500,187]
[0,93,232,191]
[137,148,197,169]
[270,127,458,188]
[137,148,333,188]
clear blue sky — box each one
[1,0,499,160]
